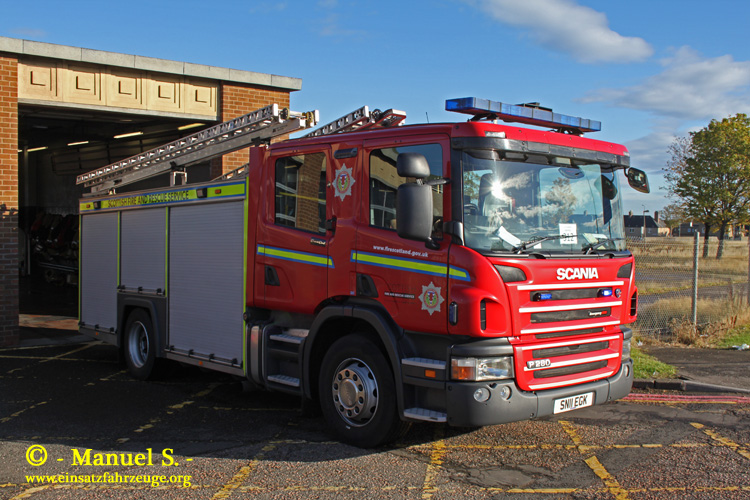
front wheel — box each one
[123,309,161,380]
[318,333,408,448]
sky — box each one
[4,0,750,215]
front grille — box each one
[532,341,609,358]
[531,308,611,323]
[534,360,607,379]
[530,289,601,301]
[536,328,604,339]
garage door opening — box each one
[18,104,216,318]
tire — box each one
[123,309,161,380]
[318,333,408,448]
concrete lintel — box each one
[0,36,302,91]
[82,48,136,68]
[270,74,303,91]
[134,55,185,75]
[19,97,220,122]
[0,36,23,53]
[23,39,82,61]
[228,68,272,87]
[184,62,231,81]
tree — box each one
[659,202,686,235]
[544,177,576,227]
[664,114,750,259]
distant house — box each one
[673,222,746,239]
[674,221,706,237]
[623,211,670,237]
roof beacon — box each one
[445,97,601,135]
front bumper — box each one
[444,359,633,427]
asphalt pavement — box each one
[4,315,750,499]
[16,314,750,395]
[637,345,750,394]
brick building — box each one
[0,37,302,346]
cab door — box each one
[257,146,331,313]
[355,137,453,334]
[325,140,362,301]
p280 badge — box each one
[527,359,552,370]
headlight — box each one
[451,356,514,381]
[622,337,631,361]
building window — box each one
[275,152,327,234]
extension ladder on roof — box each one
[76,104,319,194]
[303,106,406,137]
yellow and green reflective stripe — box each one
[448,266,470,281]
[257,245,334,269]
[79,181,246,212]
[208,182,245,198]
[351,251,470,282]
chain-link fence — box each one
[629,235,750,341]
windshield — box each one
[461,152,625,255]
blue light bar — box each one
[446,97,601,133]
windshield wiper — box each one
[582,237,624,254]
[512,234,573,254]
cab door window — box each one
[369,143,443,235]
[275,152,327,234]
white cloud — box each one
[624,129,678,176]
[584,47,750,120]
[473,0,653,63]
[248,2,287,14]
[317,13,366,38]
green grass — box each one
[716,324,750,349]
[631,346,677,379]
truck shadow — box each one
[1,340,473,463]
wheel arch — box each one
[303,303,405,414]
[117,294,168,357]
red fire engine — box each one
[77,98,650,447]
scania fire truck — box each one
[77,97,650,447]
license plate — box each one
[553,392,594,414]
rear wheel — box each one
[318,333,408,448]
[123,309,160,380]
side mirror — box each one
[626,168,650,194]
[396,183,434,243]
[600,175,618,200]
[397,153,430,178]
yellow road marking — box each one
[5,344,99,374]
[585,456,630,500]
[116,384,219,444]
[559,420,583,446]
[561,420,630,500]
[0,401,48,424]
[7,485,51,499]
[198,406,298,412]
[211,424,290,500]
[4,479,750,496]
[691,422,750,461]
[421,427,447,500]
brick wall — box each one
[0,55,18,347]
[210,84,291,178]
